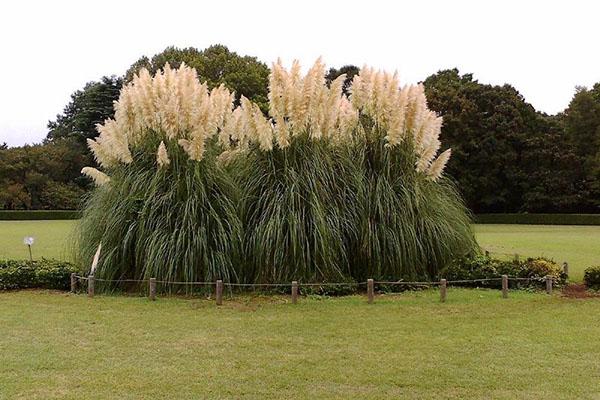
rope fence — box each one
[71,271,560,304]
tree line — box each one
[1,44,598,213]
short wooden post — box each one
[562,262,569,279]
[291,281,298,304]
[546,275,553,295]
[501,275,508,298]
[70,273,77,293]
[88,275,95,298]
[149,278,156,301]
[513,254,520,262]
[440,279,447,302]
[216,280,223,306]
[485,250,490,257]
[367,279,374,304]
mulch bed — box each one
[562,283,600,298]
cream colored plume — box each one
[85,58,451,180]
[81,167,110,186]
[87,63,235,167]
[349,69,448,176]
[232,58,359,151]
[156,141,170,167]
[426,149,451,181]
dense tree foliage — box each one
[0,140,88,209]
[423,69,596,213]
[46,76,123,144]
[563,84,600,202]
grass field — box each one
[1,289,600,399]
[474,224,600,281]
[1,220,599,281]
[0,220,74,260]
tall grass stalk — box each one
[74,138,242,287]
[235,135,359,283]
[347,121,477,281]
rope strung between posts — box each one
[224,282,292,287]
[73,275,554,286]
[445,278,503,284]
[154,280,213,285]
[375,281,439,286]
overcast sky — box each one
[1,0,598,147]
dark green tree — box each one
[46,76,122,144]
[0,141,87,209]
[564,84,600,162]
[520,114,591,212]
[563,83,600,209]
[423,69,589,213]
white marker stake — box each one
[23,237,34,261]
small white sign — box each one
[23,237,34,246]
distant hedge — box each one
[0,259,79,290]
[475,214,600,225]
[0,210,80,220]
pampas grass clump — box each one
[225,59,360,283]
[346,68,476,281]
[77,59,477,287]
[76,64,242,284]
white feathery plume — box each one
[88,63,236,168]
[426,149,452,181]
[81,167,111,186]
[90,243,102,276]
[348,68,450,177]
[156,141,170,167]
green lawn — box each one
[0,220,74,260]
[1,289,599,399]
[1,221,599,281]
[474,224,600,281]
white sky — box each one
[1,0,599,147]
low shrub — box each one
[442,255,566,288]
[584,266,600,289]
[0,259,79,290]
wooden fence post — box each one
[216,280,223,306]
[70,273,77,293]
[88,275,95,298]
[367,279,374,304]
[502,275,508,298]
[440,279,447,302]
[546,275,553,295]
[291,281,298,304]
[562,262,569,279]
[149,278,156,301]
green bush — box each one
[475,213,600,226]
[584,266,600,289]
[442,255,566,288]
[0,210,80,220]
[0,259,79,290]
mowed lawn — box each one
[0,220,75,260]
[474,224,600,281]
[1,221,599,281]
[1,289,600,399]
